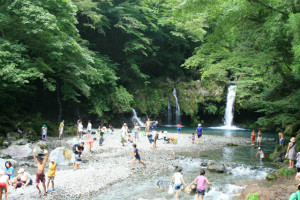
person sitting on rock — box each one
[11,168,32,187]
[14,178,23,189]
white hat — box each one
[18,168,25,173]
[198,124,201,126]
[50,158,55,162]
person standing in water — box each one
[131,144,145,170]
[196,124,203,144]
[177,124,181,134]
[278,130,285,146]
[256,147,265,161]
[170,168,187,200]
[251,130,256,146]
[189,170,213,200]
[33,149,48,196]
[144,119,154,136]
[58,120,64,140]
[257,130,262,146]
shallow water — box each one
[93,128,277,200]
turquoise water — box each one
[93,128,277,200]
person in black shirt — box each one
[131,144,145,170]
[71,142,84,171]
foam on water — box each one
[205,184,246,200]
[209,126,246,130]
[231,166,267,180]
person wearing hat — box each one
[196,124,203,144]
[289,184,300,200]
[170,168,187,200]
[11,168,32,187]
[46,158,56,192]
[256,147,265,161]
[41,125,47,141]
[286,137,297,169]
[0,169,9,200]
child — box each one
[131,144,145,170]
[0,169,9,200]
[87,138,97,152]
[189,170,213,200]
[256,147,265,161]
[33,149,48,196]
[14,178,23,189]
[128,135,134,143]
[46,158,56,192]
[177,124,181,133]
[192,133,195,144]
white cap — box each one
[50,158,55,162]
[18,168,25,173]
[198,124,201,126]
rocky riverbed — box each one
[2,130,253,200]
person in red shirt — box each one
[177,124,181,134]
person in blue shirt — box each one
[131,144,145,170]
[4,161,14,179]
[152,121,158,131]
[196,124,203,144]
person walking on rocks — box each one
[131,144,145,170]
[257,130,262,146]
[189,170,213,200]
[87,120,92,135]
[41,125,47,141]
[78,121,84,138]
[33,149,48,196]
[76,119,81,138]
[286,137,297,169]
[71,142,84,171]
[196,124,203,144]
[177,123,181,134]
[46,158,56,192]
[133,123,140,142]
[170,168,187,200]
[145,119,154,136]
[278,130,285,146]
[98,126,105,146]
[58,120,64,140]
[0,169,9,200]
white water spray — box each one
[224,85,237,127]
[172,88,181,124]
[132,108,145,127]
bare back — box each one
[279,132,284,139]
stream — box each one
[92,127,277,200]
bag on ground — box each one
[168,185,174,194]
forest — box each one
[0,0,299,138]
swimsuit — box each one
[36,173,45,183]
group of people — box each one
[0,150,57,199]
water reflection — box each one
[222,147,234,162]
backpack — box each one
[73,144,77,153]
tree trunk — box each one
[57,82,62,122]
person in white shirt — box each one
[120,123,128,146]
[78,121,84,138]
[170,168,187,200]
[87,120,92,136]
[133,123,140,142]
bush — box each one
[226,143,238,147]
[266,173,278,180]
[279,167,296,177]
[247,193,259,200]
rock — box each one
[32,145,43,156]
[35,141,47,149]
[0,158,18,167]
[207,160,225,173]
[275,157,283,162]
[0,144,33,160]
[7,132,22,141]
[49,147,72,165]
[200,160,207,167]
[12,139,28,145]
[226,143,238,147]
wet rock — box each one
[207,160,225,173]
[49,147,72,165]
[200,160,207,167]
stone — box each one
[12,139,28,145]
[35,141,47,149]
[200,160,207,167]
[49,147,72,165]
[0,158,18,167]
[207,160,225,173]
[0,144,32,160]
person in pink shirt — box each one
[189,170,213,200]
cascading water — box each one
[172,88,181,124]
[131,108,145,127]
[167,99,172,125]
[223,85,237,127]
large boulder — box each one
[207,160,225,173]
[49,147,72,166]
[11,139,28,145]
[35,141,47,149]
[1,144,33,160]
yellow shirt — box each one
[47,163,56,177]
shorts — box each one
[22,178,33,185]
[36,173,45,183]
[297,168,300,173]
[0,183,6,188]
[196,189,205,196]
[174,184,182,191]
[279,138,285,145]
[251,136,255,141]
[59,130,63,135]
[48,176,55,181]
[134,132,139,138]
[135,155,140,160]
[197,134,202,139]
[88,130,91,133]
[145,126,150,132]
[42,134,46,138]
[177,128,181,132]
[87,140,93,144]
[257,137,262,143]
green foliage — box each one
[266,173,278,180]
[279,168,296,177]
[226,143,238,147]
[246,193,259,200]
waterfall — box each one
[167,99,172,125]
[223,85,237,127]
[132,108,145,127]
[172,88,181,124]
